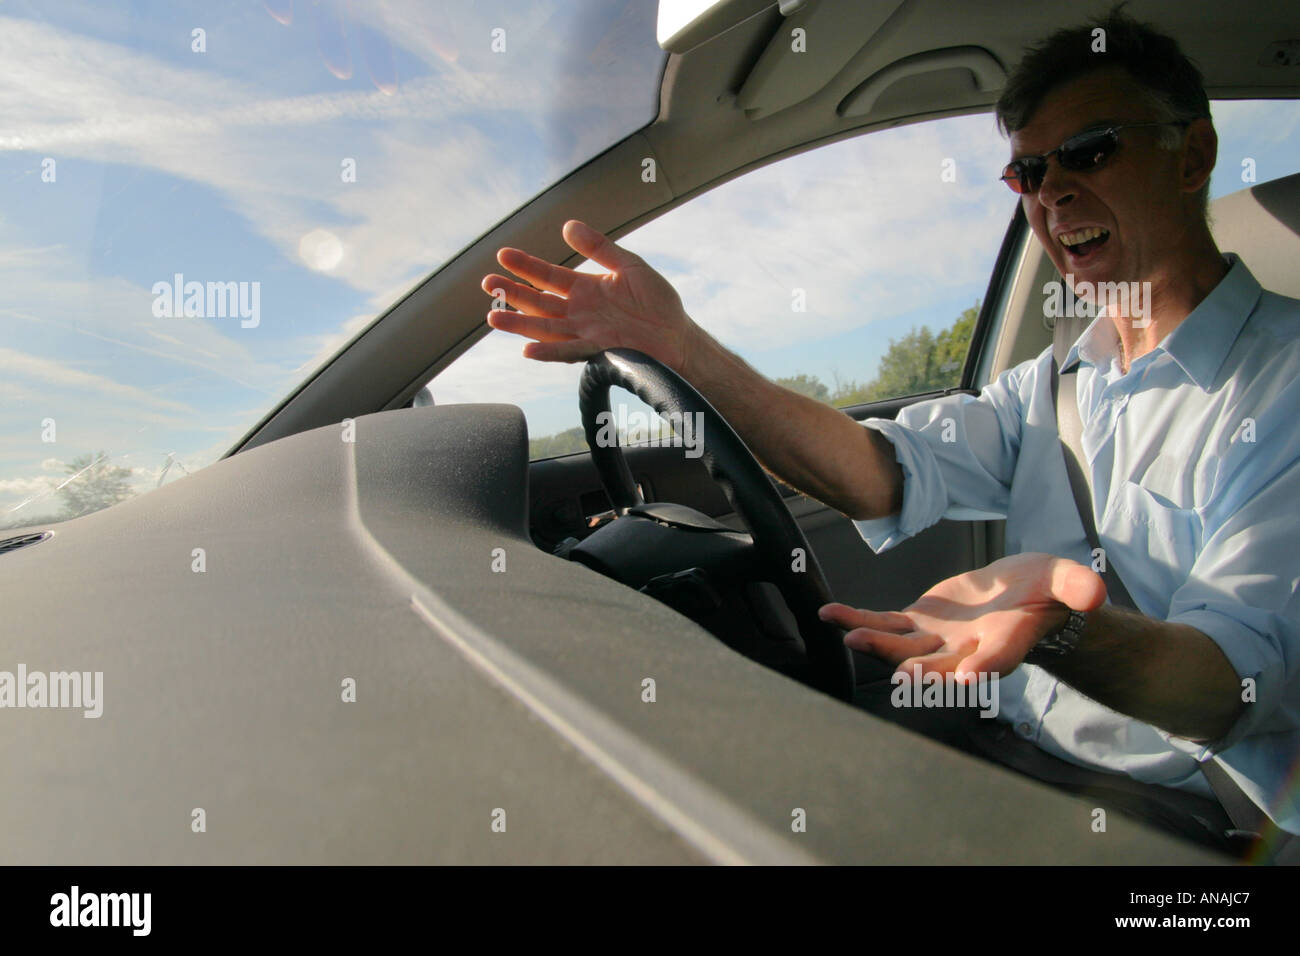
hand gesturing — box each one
[483,219,695,371]
[819,553,1107,681]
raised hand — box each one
[482,219,697,371]
[819,552,1108,681]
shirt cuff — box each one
[1154,607,1287,757]
[852,418,948,553]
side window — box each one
[433,114,1026,458]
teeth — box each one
[1059,227,1108,247]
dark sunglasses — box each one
[1000,121,1190,194]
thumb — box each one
[1045,557,1107,612]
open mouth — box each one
[1058,226,1110,260]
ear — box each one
[1180,117,1217,196]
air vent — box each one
[0,531,52,555]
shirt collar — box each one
[1060,254,1261,389]
[1063,312,1119,376]
[1163,254,1260,389]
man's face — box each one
[1009,67,1191,289]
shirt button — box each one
[1016,722,1033,738]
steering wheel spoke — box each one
[574,348,855,701]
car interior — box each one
[8,0,1298,864]
[241,1,1293,852]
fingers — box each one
[896,649,973,681]
[487,309,577,344]
[819,603,914,633]
[521,339,602,363]
[1043,556,1107,611]
[482,274,569,318]
[843,626,944,663]
[562,219,641,272]
[495,247,582,295]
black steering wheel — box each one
[578,348,855,701]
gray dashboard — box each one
[0,404,1218,863]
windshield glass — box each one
[0,0,664,528]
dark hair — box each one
[995,4,1211,137]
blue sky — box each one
[0,0,662,522]
[3,1,1299,520]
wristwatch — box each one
[1025,609,1088,663]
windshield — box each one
[0,0,664,528]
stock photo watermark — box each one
[890,664,1000,718]
[0,664,103,718]
[151,273,261,328]
[1043,274,1154,328]
[593,405,704,459]
[50,886,150,936]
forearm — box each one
[1035,604,1245,742]
[678,324,903,519]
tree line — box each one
[0,453,135,530]
[0,301,979,522]
[528,302,978,458]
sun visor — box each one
[734,0,905,119]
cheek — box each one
[1100,159,1177,224]
[1026,214,1057,258]
[1022,201,1046,237]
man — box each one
[480,10,1299,850]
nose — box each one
[1035,160,1077,209]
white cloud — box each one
[0,10,656,306]
[0,475,54,497]
[435,328,584,407]
[0,347,195,416]
[0,254,288,401]
[437,114,1014,426]
[1213,100,1300,147]
[622,117,1011,349]
[0,2,666,472]
[290,312,380,379]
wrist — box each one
[1026,606,1088,664]
[676,320,718,383]
[1047,601,1072,634]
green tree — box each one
[525,302,980,452]
[528,416,680,459]
[846,301,979,404]
[773,373,830,403]
[829,376,874,406]
[934,303,978,380]
[528,427,589,459]
[57,452,135,518]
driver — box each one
[481,8,1299,855]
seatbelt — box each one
[1048,342,1135,609]
[1048,313,1295,857]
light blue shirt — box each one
[855,254,1300,834]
